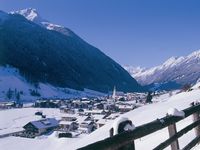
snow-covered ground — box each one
[0,108,62,135]
[0,65,106,102]
[0,82,200,150]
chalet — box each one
[96,119,106,128]
[61,114,77,122]
[84,109,107,115]
[94,103,104,110]
[59,121,78,131]
[35,100,60,108]
[23,118,59,136]
[60,107,75,114]
[117,104,134,112]
[79,121,97,134]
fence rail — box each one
[79,103,200,150]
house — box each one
[60,107,75,114]
[61,114,77,122]
[97,119,107,128]
[79,121,97,134]
[23,118,59,136]
[117,104,134,112]
[59,121,78,131]
[35,100,60,108]
[94,103,104,109]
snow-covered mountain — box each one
[0,9,142,93]
[125,50,200,89]
[11,8,76,37]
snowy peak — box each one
[162,56,184,68]
[11,8,44,23]
[125,49,200,88]
[12,8,73,36]
[187,49,200,59]
[124,66,146,75]
[163,57,177,67]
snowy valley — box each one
[0,81,200,150]
[0,4,200,150]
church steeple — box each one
[112,86,116,100]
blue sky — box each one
[1,0,200,68]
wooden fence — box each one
[79,102,200,150]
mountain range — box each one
[0,8,142,98]
[125,50,200,90]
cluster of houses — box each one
[21,108,117,138]
[0,101,23,109]
[10,88,155,138]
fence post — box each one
[132,140,135,150]
[109,128,135,150]
[191,102,200,138]
[168,123,179,150]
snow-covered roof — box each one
[92,114,105,121]
[59,121,74,125]
[27,118,58,129]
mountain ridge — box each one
[125,50,200,89]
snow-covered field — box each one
[0,82,200,150]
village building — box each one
[61,114,77,122]
[59,121,78,132]
[117,104,134,113]
[79,121,97,134]
[60,107,75,114]
[23,118,59,136]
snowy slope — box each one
[1,81,200,150]
[125,50,200,86]
[0,65,106,102]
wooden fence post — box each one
[191,103,200,138]
[168,123,179,150]
[132,140,135,150]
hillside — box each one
[0,9,142,93]
[0,65,106,101]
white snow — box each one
[1,83,200,150]
[124,123,135,131]
[167,108,185,117]
[12,8,73,36]
[67,85,200,149]
[11,8,42,22]
[0,65,106,102]
[112,117,129,135]
[125,49,200,86]
[191,79,200,90]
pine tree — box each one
[6,88,13,100]
[146,92,152,103]
[16,92,20,104]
